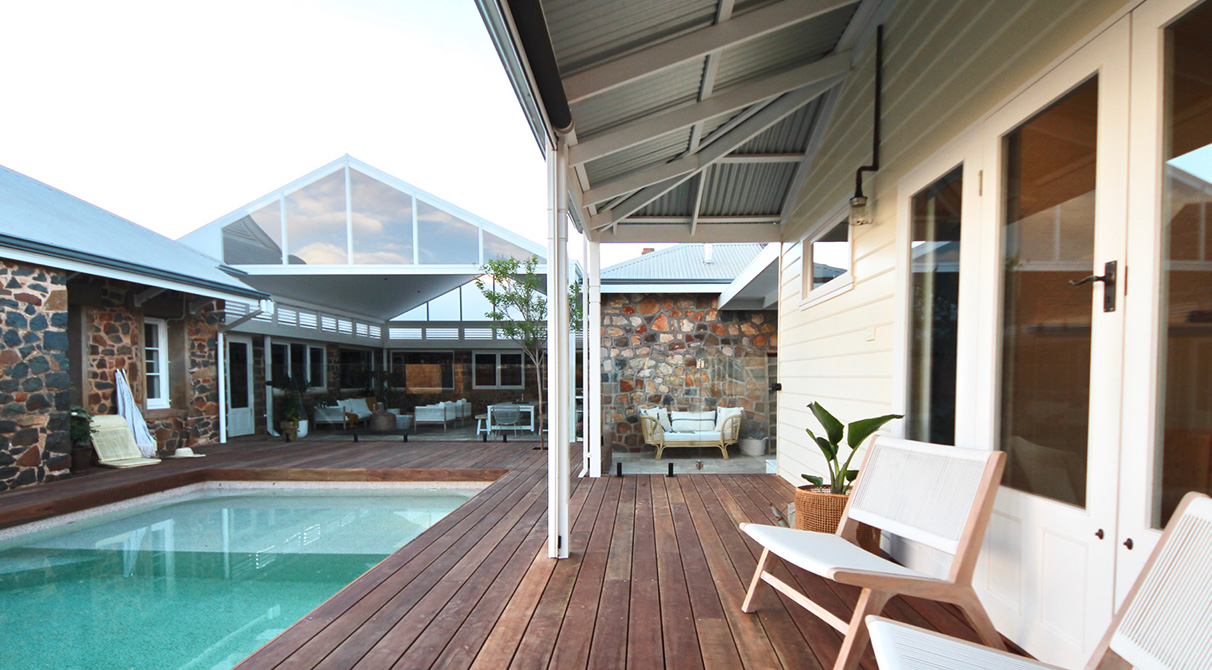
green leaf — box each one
[801,474,823,487]
[845,413,904,449]
[843,469,860,482]
[813,436,837,460]
[808,402,844,446]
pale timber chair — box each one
[740,438,1007,670]
[867,491,1212,670]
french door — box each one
[974,18,1129,667]
[226,336,255,438]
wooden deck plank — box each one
[0,439,1006,670]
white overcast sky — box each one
[0,0,669,268]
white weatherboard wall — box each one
[777,0,1125,487]
[777,0,1130,661]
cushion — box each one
[665,431,721,442]
[640,407,672,431]
[346,398,371,416]
[715,406,744,431]
[671,411,715,433]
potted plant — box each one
[69,405,95,472]
[274,376,307,440]
[797,402,901,552]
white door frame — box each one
[973,18,1131,666]
[226,334,255,438]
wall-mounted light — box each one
[849,25,883,226]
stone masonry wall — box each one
[0,260,70,490]
[601,293,777,455]
[81,278,221,452]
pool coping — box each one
[0,467,509,532]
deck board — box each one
[0,437,1007,669]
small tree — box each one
[476,256,582,437]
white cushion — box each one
[640,407,672,431]
[665,431,720,442]
[346,398,372,417]
[671,411,715,432]
[741,524,920,580]
[715,406,744,431]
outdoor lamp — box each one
[849,25,882,227]
[849,191,872,226]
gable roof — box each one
[0,165,266,302]
[601,243,766,283]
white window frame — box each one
[472,350,526,389]
[799,199,855,309]
[143,318,170,409]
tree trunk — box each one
[533,352,545,446]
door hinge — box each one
[557,535,563,550]
[978,170,983,196]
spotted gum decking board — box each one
[0,438,1010,669]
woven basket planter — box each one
[794,486,881,554]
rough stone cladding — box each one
[601,293,777,454]
[0,260,70,490]
[81,278,222,452]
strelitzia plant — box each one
[802,402,902,495]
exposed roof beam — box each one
[719,153,807,163]
[568,53,848,166]
[562,0,860,103]
[602,224,782,244]
[584,82,833,210]
[628,215,781,224]
[689,174,706,235]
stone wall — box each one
[600,293,777,455]
[0,260,70,489]
[76,277,222,452]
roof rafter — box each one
[568,52,849,166]
[583,81,835,208]
[562,0,860,103]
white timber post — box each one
[586,238,602,477]
[547,136,571,559]
[217,329,227,444]
[265,335,276,436]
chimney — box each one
[641,247,655,255]
[703,243,714,264]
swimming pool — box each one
[0,483,482,670]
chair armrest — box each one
[639,415,664,443]
[720,414,742,443]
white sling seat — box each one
[868,491,1212,670]
[740,437,1007,670]
[91,415,161,469]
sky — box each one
[0,0,665,268]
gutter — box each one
[0,233,270,301]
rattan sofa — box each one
[639,406,743,460]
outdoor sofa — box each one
[314,397,376,429]
[639,406,743,459]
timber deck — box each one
[0,437,999,669]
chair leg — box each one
[833,589,891,670]
[741,548,770,613]
[719,445,729,460]
[954,588,1006,651]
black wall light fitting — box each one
[849,25,883,226]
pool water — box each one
[0,486,479,670]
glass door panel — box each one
[999,78,1099,507]
[1156,0,1212,527]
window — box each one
[270,343,288,386]
[906,167,963,446]
[801,213,853,307]
[391,351,454,391]
[339,348,374,389]
[473,352,525,389]
[308,346,326,388]
[144,318,169,409]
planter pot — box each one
[794,486,881,553]
[70,445,93,473]
[296,420,309,439]
[739,437,767,457]
[280,420,299,440]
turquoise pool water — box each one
[0,486,479,670]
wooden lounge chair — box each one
[90,415,161,468]
[739,437,1006,670]
[867,491,1212,670]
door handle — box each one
[1069,260,1117,312]
[1094,528,1104,540]
[1123,538,1134,550]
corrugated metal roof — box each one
[735,98,818,153]
[0,165,264,300]
[701,162,798,216]
[602,243,767,281]
[570,59,705,137]
[635,177,698,217]
[584,127,692,186]
[713,5,855,90]
[544,0,718,74]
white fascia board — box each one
[718,243,779,308]
[232,264,548,276]
[0,247,261,308]
[600,283,725,294]
[601,224,781,244]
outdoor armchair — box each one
[739,438,1006,670]
[867,491,1212,670]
